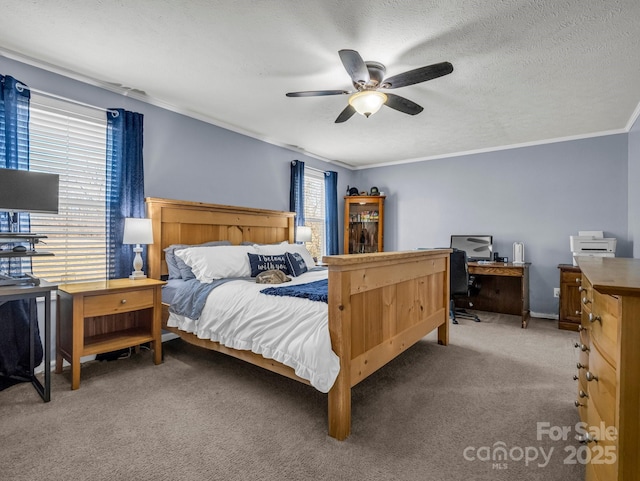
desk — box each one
[455,262,530,328]
[0,281,56,401]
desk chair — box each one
[450,248,481,324]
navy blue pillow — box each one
[247,253,290,277]
[285,252,308,277]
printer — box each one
[570,231,617,266]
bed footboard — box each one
[324,249,450,440]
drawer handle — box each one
[576,362,587,370]
[585,371,598,382]
[577,324,587,331]
[576,277,582,284]
[578,390,589,399]
[572,375,579,381]
[578,286,586,292]
[588,313,601,323]
[577,433,596,444]
[121,299,127,304]
[582,296,591,304]
[574,400,584,407]
[574,343,590,352]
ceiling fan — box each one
[286,49,453,123]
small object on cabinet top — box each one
[370,186,380,195]
[348,187,359,196]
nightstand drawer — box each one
[84,288,154,317]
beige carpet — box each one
[0,313,584,481]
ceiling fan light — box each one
[348,91,387,118]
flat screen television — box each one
[0,168,59,214]
[450,235,493,261]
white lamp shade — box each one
[348,91,387,117]
[123,218,154,245]
[296,226,312,242]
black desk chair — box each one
[450,248,481,324]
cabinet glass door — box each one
[344,196,384,254]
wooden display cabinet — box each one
[344,195,385,254]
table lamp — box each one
[296,226,312,243]
[123,217,153,279]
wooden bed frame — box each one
[146,197,450,440]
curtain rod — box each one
[291,161,326,174]
[15,82,119,116]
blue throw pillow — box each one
[247,253,290,277]
[285,252,308,277]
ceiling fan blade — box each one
[286,90,349,97]
[335,104,356,123]
[382,61,453,89]
[338,49,370,85]
[384,93,424,115]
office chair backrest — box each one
[450,248,469,297]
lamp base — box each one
[129,245,146,280]
[129,271,147,280]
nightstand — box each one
[56,278,165,389]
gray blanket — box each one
[168,277,250,320]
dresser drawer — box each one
[576,339,590,415]
[584,400,618,481]
[580,275,594,307]
[579,327,590,349]
[83,288,154,317]
[589,292,619,367]
[585,345,616,429]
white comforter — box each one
[167,269,340,393]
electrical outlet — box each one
[554,288,560,298]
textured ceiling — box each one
[1,0,640,168]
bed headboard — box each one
[145,197,296,280]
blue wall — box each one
[2,55,636,317]
[354,136,630,316]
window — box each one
[303,168,325,260]
[28,94,108,283]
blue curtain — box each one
[106,108,145,279]
[324,171,339,255]
[0,74,42,384]
[0,75,31,236]
[290,160,305,228]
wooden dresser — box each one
[574,257,640,481]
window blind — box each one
[303,168,326,260]
[28,94,108,283]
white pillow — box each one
[255,242,316,268]
[175,245,257,282]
